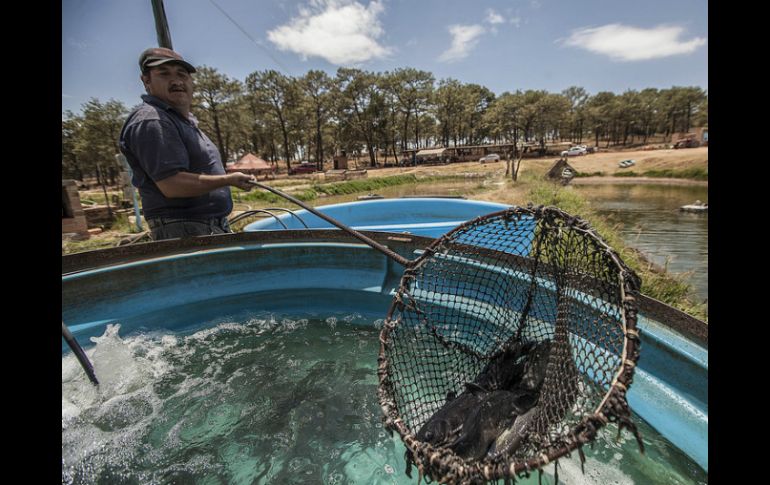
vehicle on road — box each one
[479,153,501,163]
[674,138,700,149]
[289,161,318,175]
[560,146,587,157]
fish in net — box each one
[247,181,643,485]
[376,205,643,484]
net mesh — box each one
[377,205,643,484]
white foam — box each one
[543,454,635,485]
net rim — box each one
[377,204,642,483]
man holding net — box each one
[119,47,256,241]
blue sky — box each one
[62,0,707,115]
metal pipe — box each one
[248,181,412,267]
[151,0,174,49]
[62,322,99,386]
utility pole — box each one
[151,0,173,49]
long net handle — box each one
[62,321,99,386]
[248,180,412,267]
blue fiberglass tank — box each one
[243,198,514,239]
[62,231,707,483]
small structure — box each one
[325,169,368,182]
[62,180,90,239]
[415,147,448,163]
[226,153,275,179]
[672,127,708,146]
[546,158,577,185]
[333,151,349,170]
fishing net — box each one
[377,205,643,484]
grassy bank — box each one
[573,167,708,180]
[237,174,472,204]
[518,174,707,321]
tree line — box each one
[62,66,707,181]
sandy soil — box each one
[522,146,708,176]
[340,146,708,180]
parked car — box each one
[618,159,636,168]
[479,153,501,163]
[674,138,700,149]
[560,146,587,157]
[288,161,318,175]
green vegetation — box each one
[62,237,117,255]
[573,171,605,178]
[522,175,707,321]
[613,171,639,177]
[238,174,468,203]
[611,167,708,180]
[641,167,708,180]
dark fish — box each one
[415,388,484,446]
[406,339,553,473]
[474,340,536,392]
[448,389,538,460]
[517,340,552,393]
[485,340,553,459]
[406,387,484,477]
[487,404,539,459]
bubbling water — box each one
[62,315,706,485]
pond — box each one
[571,183,708,304]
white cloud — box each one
[267,0,392,65]
[62,94,73,99]
[563,23,706,61]
[509,16,522,28]
[485,9,505,25]
[438,24,485,63]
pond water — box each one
[63,311,707,485]
[572,183,708,304]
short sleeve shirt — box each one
[119,95,233,219]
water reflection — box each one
[572,184,708,303]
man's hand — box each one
[227,172,257,191]
[155,171,257,198]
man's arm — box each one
[156,171,256,198]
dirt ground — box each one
[550,146,708,174]
[344,146,708,180]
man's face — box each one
[141,63,194,112]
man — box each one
[119,47,255,240]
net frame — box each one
[377,205,642,484]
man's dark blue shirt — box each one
[119,95,233,219]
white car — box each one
[479,153,501,163]
[618,159,636,168]
[560,146,587,157]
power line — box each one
[206,0,292,73]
